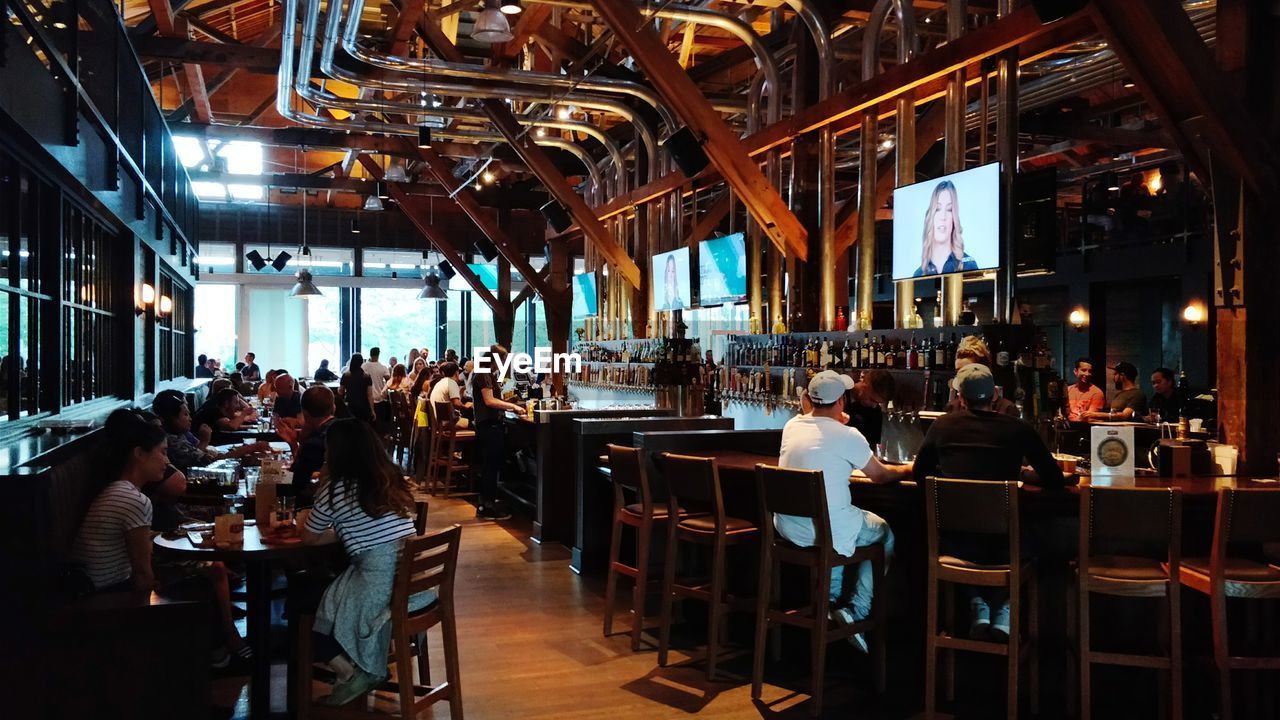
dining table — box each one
[155,523,338,719]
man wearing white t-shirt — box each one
[428,361,472,428]
[361,347,391,394]
[777,370,913,651]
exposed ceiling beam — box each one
[495,5,553,65]
[1019,119,1171,149]
[167,19,282,124]
[588,0,808,260]
[684,191,732,249]
[417,145,554,299]
[416,10,643,289]
[185,170,549,208]
[359,154,508,316]
[147,0,213,123]
[514,267,550,309]
[387,0,425,57]
[131,36,281,72]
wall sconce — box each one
[1182,300,1206,328]
[1068,307,1087,332]
[158,295,173,317]
[136,283,156,315]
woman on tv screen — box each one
[914,180,978,277]
[662,253,686,310]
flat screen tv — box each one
[448,263,501,292]
[572,271,598,318]
[891,162,1000,281]
[651,247,691,312]
[698,232,747,307]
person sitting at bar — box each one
[228,371,248,396]
[1084,361,1147,422]
[407,357,427,386]
[196,354,215,379]
[362,347,391,395]
[273,372,304,430]
[194,388,254,436]
[382,363,411,396]
[340,353,376,423]
[314,359,339,384]
[290,386,337,506]
[429,361,472,429]
[156,392,269,473]
[471,345,528,520]
[1146,367,1184,423]
[945,336,1019,418]
[1066,357,1105,421]
[913,363,1065,641]
[778,370,912,652]
[73,410,251,668]
[241,352,262,382]
[298,419,433,704]
[799,369,895,447]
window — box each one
[444,292,464,359]
[241,245,353,276]
[176,138,265,202]
[195,241,237,275]
[358,287,437,368]
[157,272,191,381]
[60,197,117,408]
[362,248,433,279]
[306,289,341,377]
[470,292,495,353]
[194,283,238,369]
[513,293,531,356]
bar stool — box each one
[427,401,475,498]
[602,444,694,651]
[656,452,759,681]
[295,525,464,720]
[923,477,1038,720]
[1176,487,1280,720]
[750,464,887,717]
[1076,486,1183,720]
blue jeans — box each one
[830,511,894,621]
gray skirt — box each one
[312,539,439,677]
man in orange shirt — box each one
[1067,357,1105,421]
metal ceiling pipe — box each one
[277,0,602,197]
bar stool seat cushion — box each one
[1178,557,1280,598]
[452,430,475,440]
[620,502,687,519]
[1079,555,1171,597]
[937,555,1035,587]
[678,515,757,535]
[938,554,1012,571]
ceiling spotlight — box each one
[437,260,457,280]
[536,127,547,137]
[245,250,267,271]
[471,0,514,43]
[663,126,711,177]
[540,200,573,234]
[290,269,323,298]
[482,170,495,184]
[556,106,573,120]
[364,194,385,211]
[376,181,390,199]
[1122,79,1136,89]
[474,182,482,191]
[418,126,433,149]
[271,251,292,272]
[879,135,896,151]
[500,0,522,14]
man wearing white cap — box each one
[914,363,1064,641]
[776,370,913,652]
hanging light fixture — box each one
[290,269,323,298]
[364,193,384,211]
[418,126,433,149]
[385,164,408,182]
[499,0,522,14]
[472,0,514,43]
[418,269,448,300]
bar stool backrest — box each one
[392,524,462,617]
[924,477,1020,567]
[433,400,459,430]
[1213,488,1280,573]
[660,452,726,528]
[1081,486,1182,561]
[607,444,655,514]
[755,464,831,552]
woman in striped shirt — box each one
[300,419,432,705]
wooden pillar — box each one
[545,241,572,396]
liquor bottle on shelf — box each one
[859,333,871,368]
[896,339,908,369]
[995,338,1010,368]
[884,340,896,368]
[907,333,919,370]
[933,332,946,369]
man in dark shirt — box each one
[470,345,528,520]
[913,364,1065,642]
[844,369,893,447]
[241,352,262,382]
[290,386,336,505]
[1085,361,1148,422]
[196,354,215,379]
[272,373,303,421]
[1146,367,1184,423]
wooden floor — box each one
[214,494,889,719]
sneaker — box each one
[323,667,380,706]
[969,597,992,640]
[989,601,1011,642]
[476,503,512,521]
[829,606,870,654]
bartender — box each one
[944,336,1019,418]
[1146,367,1184,422]
[800,369,894,447]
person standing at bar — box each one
[1145,367,1184,423]
[470,345,527,520]
[1084,361,1147,422]
[777,371,913,652]
[913,364,1065,641]
[1066,357,1105,422]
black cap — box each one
[1110,361,1137,380]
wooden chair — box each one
[656,452,759,681]
[1077,486,1183,720]
[750,464,887,717]
[923,477,1038,720]
[387,390,414,465]
[426,401,475,498]
[1176,488,1280,720]
[603,444,696,652]
[295,525,464,720]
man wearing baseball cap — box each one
[1084,361,1148,422]
[913,363,1064,641]
[777,370,913,652]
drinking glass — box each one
[275,496,296,527]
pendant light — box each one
[290,190,323,298]
[499,0,522,14]
[472,0,514,43]
[418,269,448,300]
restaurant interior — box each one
[3,0,1280,717]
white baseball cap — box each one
[805,370,855,404]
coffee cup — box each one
[1189,418,1204,433]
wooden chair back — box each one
[755,464,831,553]
[607,443,654,515]
[660,452,725,526]
[1080,486,1182,562]
[392,525,462,626]
[924,477,1020,569]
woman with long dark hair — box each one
[299,419,430,704]
[339,353,375,422]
